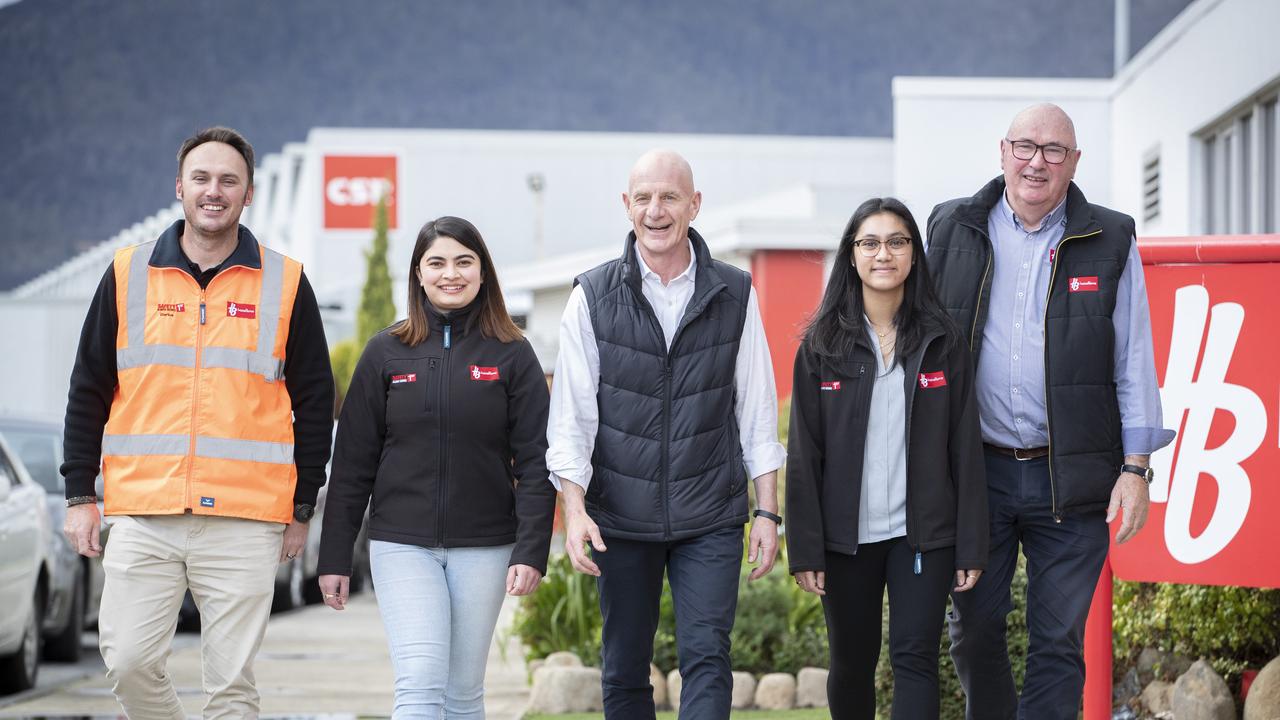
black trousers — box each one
[592,525,743,720]
[822,538,956,720]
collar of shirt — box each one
[998,192,1068,234]
[633,239,697,287]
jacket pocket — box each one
[385,357,439,425]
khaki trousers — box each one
[99,514,284,719]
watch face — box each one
[294,504,315,522]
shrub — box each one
[1113,581,1280,685]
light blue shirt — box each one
[858,317,907,544]
[975,193,1175,456]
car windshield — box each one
[0,427,63,493]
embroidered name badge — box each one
[200,496,215,508]
[470,365,500,381]
[390,373,417,384]
[1068,276,1099,293]
[918,371,947,389]
[820,381,841,391]
[226,301,257,318]
[156,302,185,316]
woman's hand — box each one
[954,569,982,592]
[506,564,543,596]
[794,570,826,596]
[318,574,350,610]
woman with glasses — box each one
[317,216,556,719]
[785,197,988,719]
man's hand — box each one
[507,564,544,596]
[747,515,778,581]
[560,480,606,576]
[1107,471,1151,544]
[63,503,102,558]
[794,570,825,596]
[318,574,349,610]
[954,569,983,592]
[280,520,307,562]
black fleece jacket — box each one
[60,223,334,506]
[786,324,988,574]
[317,304,556,575]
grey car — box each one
[0,416,104,663]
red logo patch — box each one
[1049,248,1056,265]
[918,371,947,389]
[469,365,500,381]
[156,302,185,314]
[1068,276,1099,293]
[820,381,841,391]
[390,373,417,384]
[226,302,257,318]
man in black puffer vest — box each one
[927,104,1174,720]
[547,150,786,719]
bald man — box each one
[926,105,1173,719]
[547,150,785,719]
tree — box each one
[331,195,396,408]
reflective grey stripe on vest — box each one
[119,242,288,381]
[103,433,294,465]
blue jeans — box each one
[948,449,1110,720]
[370,540,514,720]
[593,525,744,720]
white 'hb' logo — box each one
[471,366,481,380]
[228,303,237,316]
[1151,285,1265,564]
[1070,278,1080,292]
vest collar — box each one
[954,176,1102,240]
[149,220,263,271]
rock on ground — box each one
[650,664,667,709]
[542,651,584,668]
[1172,660,1236,720]
[1245,655,1280,720]
[754,672,797,711]
[795,667,828,708]
[1141,679,1174,716]
[731,672,757,709]
[527,666,603,714]
[667,669,682,713]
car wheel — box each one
[0,587,42,694]
[43,564,85,662]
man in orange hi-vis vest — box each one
[60,126,334,718]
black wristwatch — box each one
[753,509,782,524]
[1120,464,1154,485]
[293,503,315,523]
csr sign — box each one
[1109,242,1280,589]
[323,155,398,230]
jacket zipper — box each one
[902,332,939,575]
[1041,229,1103,522]
[969,246,993,353]
[436,323,452,545]
[186,284,207,512]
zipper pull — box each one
[199,302,206,325]
[443,324,452,349]
[913,551,922,575]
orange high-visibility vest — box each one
[102,237,302,523]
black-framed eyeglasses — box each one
[853,237,911,256]
[1005,139,1075,165]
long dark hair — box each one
[802,197,955,363]
[391,216,522,346]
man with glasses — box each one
[925,104,1173,719]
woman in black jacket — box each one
[317,216,555,718]
[786,197,987,719]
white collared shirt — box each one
[547,241,786,491]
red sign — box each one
[323,155,398,230]
[469,365,500,382]
[1069,276,1099,292]
[820,381,841,391]
[1109,237,1280,589]
[390,373,416,384]
[226,302,256,319]
[918,371,947,389]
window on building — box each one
[1142,149,1160,223]
[1200,82,1280,234]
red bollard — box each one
[1082,557,1114,720]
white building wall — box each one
[0,299,90,417]
[1110,0,1280,236]
[893,77,1113,228]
